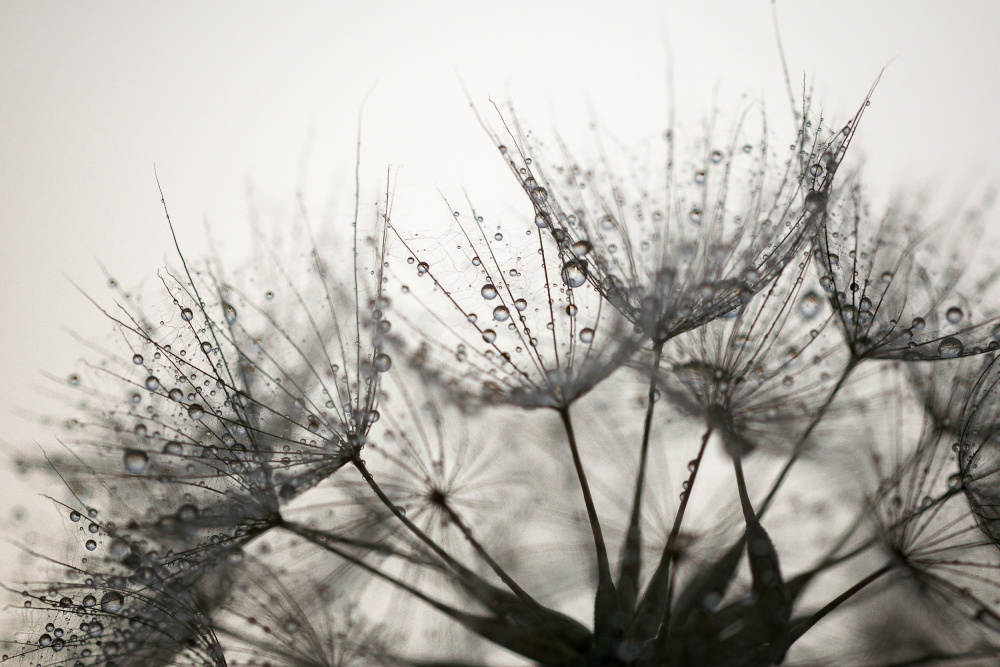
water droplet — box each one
[911,317,926,331]
[395,506,407,517]
[99,591,123,613]
[946,306,964,324]
[561,260,588,288]
[223,303,238,325]
[799,292,821,319]
[123,450,148,474]
[132,354,143,365]
[531,187,548,203]
[144,376,159,391]
[180,307,194,322]
[481,284,498,300]
[513,298,527,311]
[694,170,706,184]
[689,208,702,225]
[493,306,510,322]
[188,404,205,420]
[710,150,723,163]
[374,353,392,372]
[85,540,97,551]
[168,388,183,402]
[69,511,81,522]
[163,441,183,455]
[947,473,963,490]
[809,163,823,177]
[494,232,503,241]
[881,271,893,284]
[534,212,550,228]
[67,373,80,386]
[82,594,96,608]
[482,329,497,344]
[939,337,963,358]
[571,240,592,257]
[579,328,594,343]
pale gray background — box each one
[1,0,998,562]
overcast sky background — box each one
[2,1,999,552]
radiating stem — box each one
[789,563,893,644]
[618,340,664,612]
[758,358,858,517]
[352,454,540,609]
[630,426,712,640]
[558,406,616,626]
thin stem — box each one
[789,563,893,644]
[630,426,712,641]
[758,358,858,517]
[440,502,539,610]
[558,406,613,592]
[352,454,540,609]
[618,341,664,611]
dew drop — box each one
[798,292,821,319]
[67,373,80,386]
[710,150,723,163]
[82,594,96,608]
[223,303,238,325]
[85,540,97,551]
[180,307,194,322]
[946,306,964,324]
[689,208,702,225]
[187,404,205,420]
[481,284,498,300]
[534,212,550,228]
[911,317,926,331]
[99,591,123,614]
[947,473,963,490]
[571,240,592,257]
[579,328,594,343]
[163,441,183,455]
[69,511,81,522]
[939,337,963,358]
[144,376,159,391]
[132,354,143,365]
[566,304,578,317]
[123,450,148,474]
[493,306,510,322]
[374,353,392,372]
[693,170,706,185]
[561,260,588,288]
[513,298,527,312]
[168,388,183,402]
[482,329,497,344]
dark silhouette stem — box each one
[789,563,892,644]
[758,358,857,517]
[618,341,664,612]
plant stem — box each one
[758,358,857,517]
[789,563,893,644]
[618,340,664,612]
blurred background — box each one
[1,0,999,564]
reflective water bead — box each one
[561,260,588,288]
[939,337,964,358]
[689,208,702,225]
[482,329,497,344]
[180,307,194,321]
[144,376,159,391]
[374,353,392,372]
[493,306,510,322]
[223,303,238,325]
[579,328,594,343]
[168,388,183,402]
[123,450,149,474]
[132,354,143,365]
[798,292,821,319]
[570,240,592,257]
[188,404,205,420]
[513,298,527,311]
[100,591,124,613]
[911,317,926,331]
[946,306,964,324]
[481,284,498,300]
